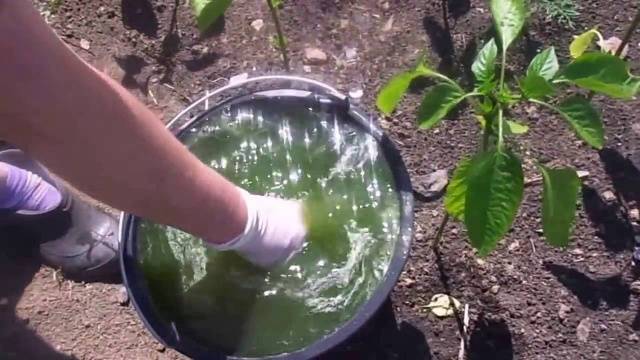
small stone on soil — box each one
[304,48,328,65]
[383,16,394,32]
[490,285,500,294]
[630,208,640,222]
[629,333,640,342]
[415,169,448,197]
[630,281,640,294]
[508,241,520,251]
[349,88,363,99]
[577,170,590,179]
[558,304,572,321]
[570,248,584,255]
[602,190,616,202]
[155,342,166,352]
[80,38,91,50]
[344,47,357,61]
[115,286,129,306]
[577,318,591,342]
[250,19,264,31]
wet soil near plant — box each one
[2,0,640,359]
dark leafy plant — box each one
[377,0,640,255]
[535,0,580,29]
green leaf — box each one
[477,116,528,135]
[472,39,498,84]
[376,62,441,115]
[464,149,524,256]
[269,0,283,7]
[562,52,640,99]
[505,120,529,134]
[445,158,472,221]
[376,72,418,115]
[490,0,527,50]
[527,47,559,80]
[539,165,581,247]
[417,84,466,129]
[551,96,604,149]
[192,0,233,32]
[519,74,555,99]
[569,28,599,58]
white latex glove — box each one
[210,189,306,268]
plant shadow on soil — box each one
[545,263,631,310]
[318,299,432,359]
[469,314,514,360]
[121,0,159,38]
[582,148,640,253]
[0,227,76,360]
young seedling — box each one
[377,0,640,256]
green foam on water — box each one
[137,98,401,357]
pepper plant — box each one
[377,0,640,255]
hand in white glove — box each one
[210,189,306,268]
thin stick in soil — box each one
[616,7,640,57]
[267,0,291,72]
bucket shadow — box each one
[0,226,75,359]
[319,299,431,359]
[545,262,630,310]
[468,314,514,360]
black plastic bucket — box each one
[119,76,414,359]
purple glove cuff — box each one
[0,162,62,212]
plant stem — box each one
[499,50,507,93]
[497,106,504,149]
[616,6,640,57]
[266,0,290,72]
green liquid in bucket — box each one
[137,97,401,357]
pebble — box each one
[303,47,328,65]
[508,241,520,251]
[80,38,91,50]
[250,19,264,31]
[115,286,129,306]
[602,190,616,202]
[571,248,585,255]
[349,88,363,99]
[155,342,166,352]
[383,16,394,32]
[577,318,591,342]
[490,285,500,294]
[558,304,572,320]
[415,170,449,197]
[630,208,640,222]
[344,47,357,61]
[629,333,640,342]
[630,281,640,294]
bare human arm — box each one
[0,1,246,244]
